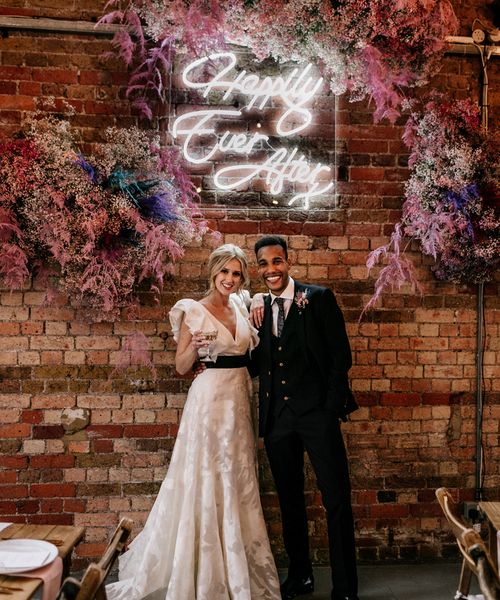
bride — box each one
[106,244,280,600]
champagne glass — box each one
[198,329,218,362]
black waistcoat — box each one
[269,304,325,417]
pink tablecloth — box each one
[17,556,63,600]
[0,523,63,599]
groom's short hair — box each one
[254,236,288,259]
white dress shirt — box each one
[269,277,295,337]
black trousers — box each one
[264,405,358,598]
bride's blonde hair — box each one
[207,244,250,294]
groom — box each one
[251,235,359,600]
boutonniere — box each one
[294,289,309,313]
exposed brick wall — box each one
[0,0,499,569]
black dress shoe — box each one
[280,573,314,599]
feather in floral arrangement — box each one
[363,93,499,315]
[99,0,457,124]
[0,115,211,319]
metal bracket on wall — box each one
[0,15,119,36]
[445,35,500,56]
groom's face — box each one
[256,244,290,296]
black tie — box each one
[275,297,285,337]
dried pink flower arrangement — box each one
[98,0,458,124]
[0,115,211,319]
[363,94,499,315]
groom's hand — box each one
[249,293,265,328]
[192,360,206,379]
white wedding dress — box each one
[106,294,280,600]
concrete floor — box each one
[97,562,483,600]
[310,563,482,600]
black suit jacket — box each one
[251,281,358,436]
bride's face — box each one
[214,258,243,296]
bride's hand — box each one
[190,330,209,351]
[249,294,265,328]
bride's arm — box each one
[175,319,208,375]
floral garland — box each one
[0,114,210,318]
[99,0,457,123]
[364,94,499,312]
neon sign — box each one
[172,52,333,209]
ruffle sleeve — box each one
[231,292,260,352]
[168,299,206,343]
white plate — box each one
[0,539,58,574]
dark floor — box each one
[95,562,483,600]
[310,563,481,600]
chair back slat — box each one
[461,529,500,600]
[57,518,133,600]
[436,488,500,600]
[435,487,476,569]
[97,518,133,576]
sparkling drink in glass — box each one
[198,330,218,362]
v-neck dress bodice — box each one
[106,293,280,600]
[169,294,259,359]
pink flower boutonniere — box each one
[294,289,309,313]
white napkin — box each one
[0,548,50,569]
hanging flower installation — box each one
[0,115,210,318]
[363,94,500,313]
[99,0,457,123]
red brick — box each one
[0,424,31,438]
[0,472,16,484]
[0,66,32,80]
[370,504,409,518]
[21,322,44,335]
[0,485,29,499]
[301,223,344,236]
[32,68,78,84]
[18,81,42,95]
[76,542,107,558]
[40,499,63,513]
[422,393,452,405]
[260,221,304,235]
[0,95,35,110]
[16,500,39,514]
[123,425,169,438]
[29,514,73,525]
[0,322,20,335]
[32,425,64,440]
[350,167,386,181]
[21,410,43,424]
[87,425,123,438]
[64,499,86,512]
[0,456,28,469]
[30,484,76,498]
[93,439,114,453]
[218,221,259,233]
[347,139,388,153]
[0,501,16,514]
[381,393,420,406]
[30,455,75,468]
[79,71,104,85]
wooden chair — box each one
[436,488,500,600]
[57,517,133,600]
[461,528,500,600]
